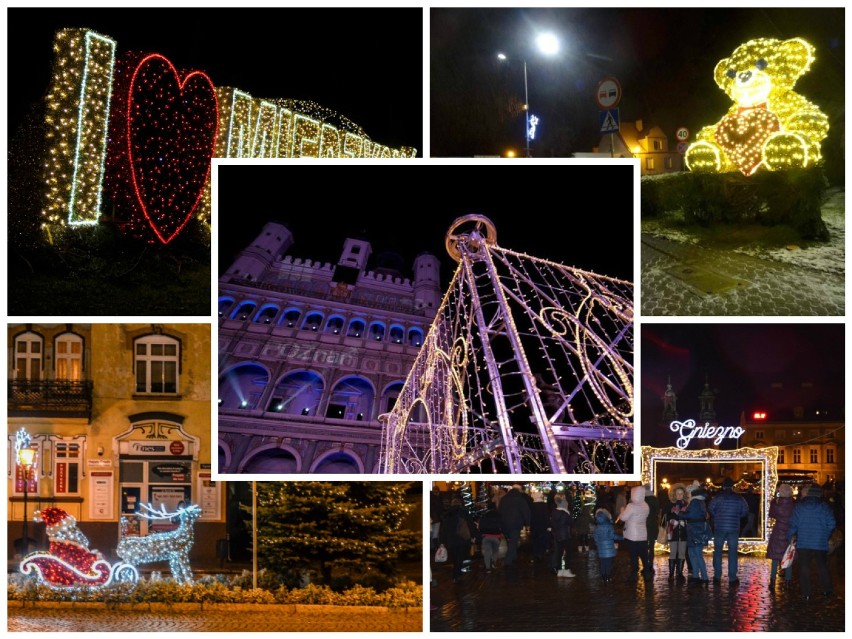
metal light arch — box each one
[380,215,634,474]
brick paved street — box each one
[641,234,844,316]
[430,545,844,632]
[8,603,422,632]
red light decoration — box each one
[753,411,767,420]
[106,53,218,244]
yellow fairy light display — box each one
[685,37,829,176]
[42,29,116,238]
[641,445,778,554]
[39,28,416,241]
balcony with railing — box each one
[8,380,94,420]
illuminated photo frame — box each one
[641,445,778,553]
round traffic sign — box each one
[676,141,689,155]
[676,127,690,141]
[595,77,622,109]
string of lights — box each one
[686,37,829,175]
[381,215,634,474]
[641,445,778,554]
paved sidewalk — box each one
[9,603,422,632]
[430,547,844,632]
[641,234,844,316]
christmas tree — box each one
[254,482,420,586]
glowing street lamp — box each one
[15,429,38,557]
[497,31,560,158]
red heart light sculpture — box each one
[109,53,218,244]
[716,108,781,176]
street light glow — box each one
[536,32,560,56]
[497,52,507,61]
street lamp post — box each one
[17,443,37,557]
[498,32,560,158]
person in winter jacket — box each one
[709,477,749,585]
[788,483,836,599]
[644,483,660,571]
[498,484,531,567]
[766,483,795,589]
[592,508,622,582]
[550,494,575,577]
[477,500,504,572]
[664,483,689,582]
[529,491,551,562]
[683,483,710,584]
[439,499,480,582]
[616,485,651,582]
[575,504,594,552]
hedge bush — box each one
[7,573,421,609]
[641,167,829,239]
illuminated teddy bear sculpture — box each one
[685,37,829,176]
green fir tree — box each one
[253,482,420,586]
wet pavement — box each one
[430,543,845,632]
[8,603,422,632]
[641,234,844,316]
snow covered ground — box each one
[641,187,845,276]
[734,187,845,276]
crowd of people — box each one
[432,480,841,601]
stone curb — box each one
[9,601,422,614]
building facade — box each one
[740,414,844,486]
[591,119,683,176]
[217,223,442,474]
[7,323,219,566]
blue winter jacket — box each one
[708,489,749,533]
[592,511,619,559]
[788,496,836,551]
[682,497,710,547]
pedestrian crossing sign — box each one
[599,108,620,133]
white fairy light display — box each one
[116,503,202,584]
[381,215,633,474]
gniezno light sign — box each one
[670,419,745,450]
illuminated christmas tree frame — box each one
[40,28,416,243]
[641,445,778,554]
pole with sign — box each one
[596,77,622,158]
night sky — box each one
[431,8,845,160]
[641,324,845,446]
[6,7,423,153]
[216,162,635,284]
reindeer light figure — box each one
[117,503,202,584]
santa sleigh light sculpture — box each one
[20,507,138,589]
[20,503,202,589]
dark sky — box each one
[6,7,422,153]
[217,162,635,285]
[641,324,845,446]
[431,8,845,159]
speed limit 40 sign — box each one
[675,127,690,141]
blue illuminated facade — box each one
[217,223,441,474]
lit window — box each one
[135,335,180,394]
[793,449,801,464]
[54,441,82,495]
[55,333,83,381]
[645,158,655,170]
[15,332,44,381]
